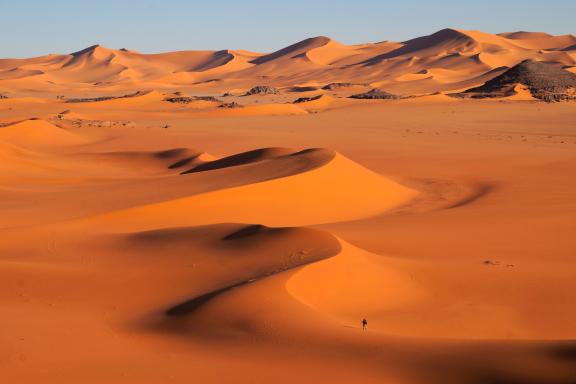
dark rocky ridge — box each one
[244,86,280,96]
[455,60,576,102]
[293,95,323,104]
[65,90,150,103]
[350,88,401,100]
[218,102,243,109]
[164,96,222,104]
[322,82,357,90]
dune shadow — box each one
[166,280,253,317]
[446,183,495,209]
[181,147,293,174]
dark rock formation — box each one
[65,90,149,103]
[218,102,243,109]
[293,95,323,104]
[287,86,319,92]
[350,88,401,100]
[194,96,222,102]
[454,60,576,102]
[244,86,280,96]
[164,96,222,104]
[322,82,354,90]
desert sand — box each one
[1,29,576,384]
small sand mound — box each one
[0,119,87,149]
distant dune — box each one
[1,28,575,97]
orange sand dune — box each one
[0,119,87,149]
[1,29,576,384]
[2,28,575,96]
[82,149,417,231]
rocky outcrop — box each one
[293,95,323,104]
[244,86,280,96]
[454,60,576,102]
[218,102,243,109]
[322,82,354,90]
[349,88,401,100]
[164,96,222,104]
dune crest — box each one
[82,148,417,231]
[2,28,575,96]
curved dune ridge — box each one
[83,148,417,231]
[139,224,345,318]
[78,147,216,175]
[286,240,425,323]
[154,235,421,338]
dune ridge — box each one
[1,28,575,97]
[79,148,417,231]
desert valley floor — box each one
[1,28,576,384]
[1,96,575,384]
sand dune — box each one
[0,119,86,149]
[1,28,576,384]
[83,148,416,231]
[2,28,575,96]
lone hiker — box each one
[362,318,368,331]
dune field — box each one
[1,28,576,383]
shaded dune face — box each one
[140,224,344,318]
[81,148,416,231]
[181,147,296,174]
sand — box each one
[1,28,576,384]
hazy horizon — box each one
[1,0,575,58]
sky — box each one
[1,0,575,58]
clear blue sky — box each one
[1,0,575,58]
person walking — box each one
[361,318,368,331]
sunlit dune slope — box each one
[83,148,417,230]
[0,119,86,149]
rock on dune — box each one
[293,95,323,104]
[244,85,280,96]
[455,59,576,102]
[286,86,319,92]
[65,90,152,103]
[164,95,222,104]
[322,82,354,90]
[350,88,401,100]
[218,102,243,109]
